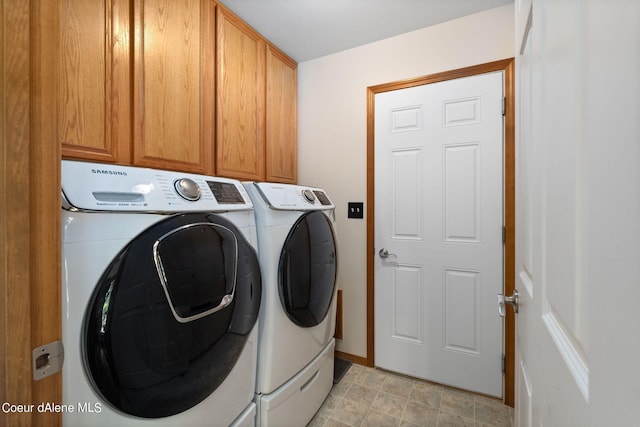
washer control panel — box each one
[62,160,252,212]
[252,182,334,211]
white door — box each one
[374,72,504,397]
[514,0,640,425]
[514,4,541,422]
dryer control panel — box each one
[252,182,334,211]
[62,160,253,212]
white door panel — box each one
[514,0,590,422]
[375,72,504,397]
[514,0,640,425]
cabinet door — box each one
[132,0,215,174]
[266,46,297,184]
[216,6,266,181]
[60,0,131,164]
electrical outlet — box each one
[348,202,364,219]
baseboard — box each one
[335,350,370,367]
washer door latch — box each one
[33,340,64,381]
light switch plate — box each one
[348,202,364,219]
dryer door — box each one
[278,211,337,327]
[83,213,261,418]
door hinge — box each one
[33,340,64,381]
[502,354,506,374]
[502,97,506,116]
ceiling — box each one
[220,0,514,63]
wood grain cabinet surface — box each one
[216,6,298,183]
[60,0,214,173]
[59,0,131,164]
[132,0,215,174]
[60,0,297,181]
[215,6,266,181]
[266,46,298,184]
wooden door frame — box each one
[1,0,61,426]
[365,58,515,406]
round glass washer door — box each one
[278,210,337,328]
[82,213,261,418]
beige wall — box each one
[297,4,515,359]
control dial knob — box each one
[302,189,316,204]
[174,178,201,201]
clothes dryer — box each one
[244,182,338,427]
[61,161,261,426]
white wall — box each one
[298,4,515,358]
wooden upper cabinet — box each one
[266,46,297,184]
[59,0,297,180]
[60,0,215,174]
[60,0,131,164]
[216,6,266,181]
[132,0,215,173]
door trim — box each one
[366,58,515,406]
[1,0,62,425]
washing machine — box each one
[61,160,261,427]
[243,182,338,427]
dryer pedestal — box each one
[258,339,335,427]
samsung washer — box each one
[61,160,261,426]
[243,182,338,427]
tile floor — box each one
[308,363,513,427]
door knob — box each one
[379,248,397,259]
[498,289,519,317]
